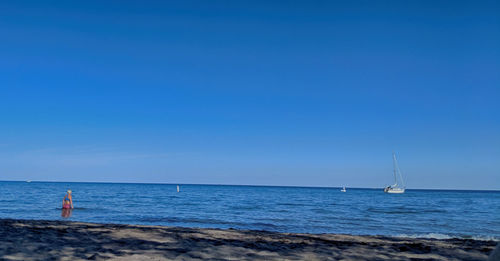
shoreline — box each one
[1,219,497,260]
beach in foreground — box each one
[0,219,497,261]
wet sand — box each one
[0,219,497,260]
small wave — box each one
[367,207,446,214]
[268,209,290,213]
[231,205,262,211]
[396,233,499,241]
[311,208,333,214]
[53,207,110,211]
[276,203,307,207]
[254,217,292,223]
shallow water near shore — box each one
[0,181,498,240]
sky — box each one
[0,0,499,189]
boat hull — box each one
[384,187,405,194]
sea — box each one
[0,181,498,240]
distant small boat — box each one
[340,186,346,192]
[384,152,405,194]
[177,185,180,192]
[26,180,32,183]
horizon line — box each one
[1,179,499,192]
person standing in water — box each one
[62,190,74,209]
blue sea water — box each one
[0,181,498,240]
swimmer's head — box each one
[67,190,72,194]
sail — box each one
[385,152,406,193]
[391,152,405,189]
[392,152,398,186]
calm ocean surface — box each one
[0,181,498,240]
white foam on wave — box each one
[396,233,499,241]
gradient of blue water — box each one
[0,181,498,239]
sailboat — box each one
[384,152,405,194]
[340,186,346,192]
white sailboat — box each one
[384,152,405,194]
[340,186,346,192]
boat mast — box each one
[392,152,398,186]
[396,157,405,188]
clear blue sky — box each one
[0,0,498,189]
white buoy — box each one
[177,185,180,192]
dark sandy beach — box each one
[0,219,497,260]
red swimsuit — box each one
[63,201,71,209]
